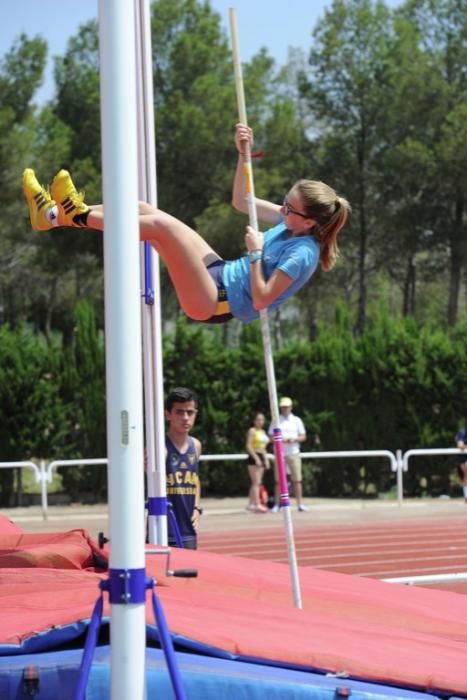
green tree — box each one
[59,301,107,499]
[380,0,467,323]
[0,35,47,328]
[301,0,395,335]
[0,325,71,505]
[53,21,101,169]
[401,0,467,326]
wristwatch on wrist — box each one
[194,506,203,515]
[247,249,262,264]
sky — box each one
[2,0,402,106]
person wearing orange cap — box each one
[269,397,307,512]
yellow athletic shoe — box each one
[22,168,57,231]
[50,169,89,227]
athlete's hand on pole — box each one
[245,225,263,251]
[235,123,253,153]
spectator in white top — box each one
[269,397,307,512]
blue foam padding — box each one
[0,646,448,700]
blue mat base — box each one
[0,646,447,700]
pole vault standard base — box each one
[73,571,187,700]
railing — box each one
[0,448,465,520]
[0,460,45,515]
[402,448,464,472]
[44,459,109,520]
[201,450,401,504]
[0,460,42,481]
[300,450,402,505]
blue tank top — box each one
[165,435,199,545]
[222,221,320,322]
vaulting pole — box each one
[229,8,302,609]
[98,1,147,696]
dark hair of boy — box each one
[166,387,198,411]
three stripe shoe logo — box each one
[62,197,75,215]
[34,192,48,211]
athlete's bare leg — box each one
[87,207,220,321]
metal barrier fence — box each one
[44,459,109,520]
[0,448,465,520]
[402,448,464,472]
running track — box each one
[199,516,467,594]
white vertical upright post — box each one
[396,449,403,507]
[98,2,146,698]
[40,460,48,521]
[134,0,168,546]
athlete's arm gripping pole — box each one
[229,8,302,609]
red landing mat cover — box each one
[1,529,467,695]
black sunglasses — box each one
[282,197,308,218]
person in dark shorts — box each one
[245,412,270,513]
[22,124,350,325]
[165,387,202,548]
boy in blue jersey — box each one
[165,387,202,548]
[22,125,350,324]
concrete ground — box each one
[2,496,467,540]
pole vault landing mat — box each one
[0,646,446,700]
[1,529,467,698]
